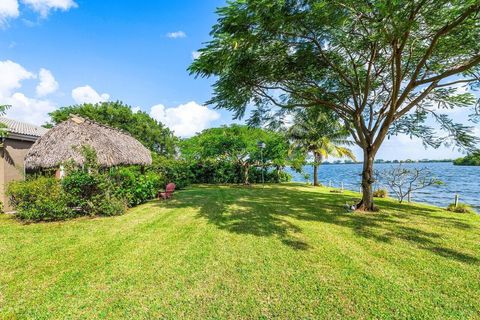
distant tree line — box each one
[454,153,480,166]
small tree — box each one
[288,107,356,186]
[376,165,442,203]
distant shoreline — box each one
[313,160,454,165]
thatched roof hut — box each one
[25,115,152,170]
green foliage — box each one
[302,172,311,185]
[0,105,10,138]
[190,0,480,209]
[7,147,163,221]
[188,158,240,184]
[190,0,479,150]
[152,154,193,189]
[110,167,162,206]
[60,146,126,216]
[453,152,480,166]
[289,107,355,161]
[447,203,475,214]
[373,189,388,198]
[7,177,74,221]
[86,194,127,217]
[181,124,296,184]
[288,107,356,185]
[48,101,177,156]
[61,171,106,213]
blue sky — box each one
[0,0,478,160]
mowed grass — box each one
[1,184,479,319]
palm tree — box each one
[288,107,356,186]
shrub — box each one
[86,194,127,217]
[7,177,74,221]
[110,167,162,206]
[446,203,475,214]
[152,155,193,189]
[62,170,104,210]
[373,188,388,198]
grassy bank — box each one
[1,184,479,319]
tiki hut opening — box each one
[25,115,152,174]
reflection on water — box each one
[288,162,480,212]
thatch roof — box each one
[25,115,152,170]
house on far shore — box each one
[0,118,48,211]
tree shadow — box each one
[154,184,479,264]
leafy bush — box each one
[446,203,475,214]
[62,170,104,210]
[373,188,388,198]
[7,177,74,221]
[152,155,193,189]
[110,167,162,206]
[248,167,292,184]
[86,194,127,217]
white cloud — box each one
[131,106,140,113]
[0,60,57,125]
[150,101,220,137]
[36,68,58,96]
[0,60,35,96]
[0,0,76,27]
[21,0,77,17]
[4,92,56,124]
[71,85,110,104]
[0,0,19,26]
[166,31,186,39]
[191,51,201,60]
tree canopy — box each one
[288,107,356,186]
[181,124,299,184]
[190,0,480,210]
[48,101,177,156]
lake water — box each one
[288,162,480,212]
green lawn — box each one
[1,184,479,319]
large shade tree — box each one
[288,107,356,186]
[189,0,480,210]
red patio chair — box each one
[158,183,176,200]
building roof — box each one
[0,117,49,138]
[25,115,152,170]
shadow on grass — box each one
[155,184,479,264]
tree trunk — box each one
[243,165,250,185]
[312,151,321,186]
[313,164,319,186]
[357,147,376,211]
